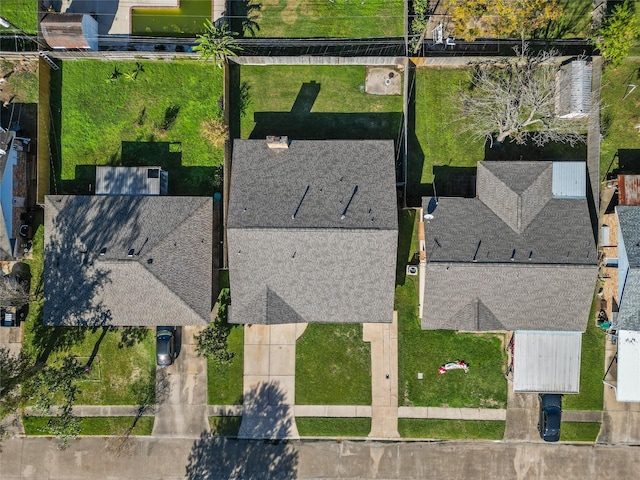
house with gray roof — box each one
[44,195,213,326]
[603,206,640,401]
[227,138,398,325]
[422,161,597,393]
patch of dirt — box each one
[281,0,303,25]
[0,59,37,106]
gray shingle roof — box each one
[228,139,398,325]
[44,195,213,326]
[422,161,597,332]
[228,140,397,230]
[616,207,640,330]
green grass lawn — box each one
[409,68,484,205]
[237,65,403,140]
[600,60,640,180]
[209,416,242,436]
[396,210,508,408]
[536,0,593,39]
[296,417,371,437]
[251,0,404,38]
[132,0,210,36]
[207,324,244,405]
[564,291,605,411]
[296,324,371,405]
[398,419,505,440]
[54,60,224,195]
[0,60,38,103]
[560,422,601,442]
[0,0,38,34]
[23,416,154,436]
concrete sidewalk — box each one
[363,312,399,438]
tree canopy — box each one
[458,45,584,147]
[593,0,640,67]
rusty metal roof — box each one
[618,175,640,206]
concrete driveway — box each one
[151,326,209,438]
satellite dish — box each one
[424,214,434,221]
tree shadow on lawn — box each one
[536,0,593,39]
[483,137,587,162]
[249,80,402,141]
[59,142,222,196]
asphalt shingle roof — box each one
[616,207,640,330]
[228,139,398,325]
[422,161,597,331]
[44,195,214,326]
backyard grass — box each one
[396,210,508,408]
[207,324,244,405]
[560,422,601,442]
[0,0,38,34]
[132,0,210,36]
[53,60,224,195]
[296,418,371,437]
[23,416,154,436]
[536,0,593,39]
[409,68,484,205]
[600,60,640,181]
[398,419,505,440]
[209,416,242,436]
[564,291,605,411]
[0,59,38,104]
[237,65,403,141]
[252,0,404,38]
[296,323,371,405]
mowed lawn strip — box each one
[600,60,640,180]
[296,323,371,405]
[560,422,601,442]
[398,419,505,440]
[410,68,484,204]
[207,324,244,405]
[296,417,371,437]
[57,60,224,194]
[254,0,404,38]
[564,291,605,411]
[239,65,403,140]
[23,416,154,436]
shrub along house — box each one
[421,161,597,394]
[43,166,213,326]
[227,138,398,325]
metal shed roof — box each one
[616,330,640,402]
[513,331,582,393]
[552,162,586,199]
[95,166,166,196]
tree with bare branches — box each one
[459,45,584,147]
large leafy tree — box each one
[445,0,562,40]
[195,289,234,363]
[592,0,640,67]
[459,45,583,147]
[193,21,242,67]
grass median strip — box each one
[23,416,154,436]
[560,422,601,442]
[209,416,242,436]
[297,418,371,437]
[398,419,505,440]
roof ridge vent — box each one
[266,136,289,149]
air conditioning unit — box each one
[406,265,419,276]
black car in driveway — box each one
[156,326,176,367]
[538,393,562,442]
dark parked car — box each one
[538,393,562,442]
[156,326,176,367]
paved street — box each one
[1,436,640,479]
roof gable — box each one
[44,195,213,326]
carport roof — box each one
[615,330,640,402]
[513,331,582,394]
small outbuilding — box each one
[41,13,98,51]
